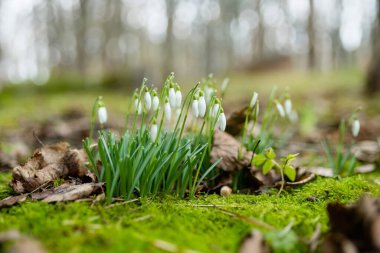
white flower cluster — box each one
[274,96,298,123]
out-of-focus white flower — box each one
[144,88,152,110]
[289,110,298,123]
[221,78,229,94]
[284,99,292,116]
[205,87,214,104]
[175,85,182,108]
[352,119,360,137]
[192,98,199,118]
[169,86,176,107]
[275,101,285,118]
[164,99,171,121]
[249,92,258,109]
[198,93,206,118]
[150,122,158,142]
[152,93,159,111]
[217,109,226,131]
[134,98,142,115]
[212,103,220,118]
[98,106,107,125]
[175,108,181,120]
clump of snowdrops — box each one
[83,73,226,202]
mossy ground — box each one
[1,171,379,253]
[1,69,380,252]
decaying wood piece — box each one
[0,230,47,253]
[11,142,89,193]
[42,183,103,203]
[323,196,380,253]
[211,130,253,172]
[225,106,248,136]
[0,195,27,209]
[239,230,271,253]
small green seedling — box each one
[252,147,298,195]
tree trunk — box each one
[307,0,316,70]
[366,1,380,94]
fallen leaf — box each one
[307,167,334,177]
[355,164,376,174]
[42,183,103,203]
[225,106,248,136]
[352,140,380,163]
[11,142,90,193]
[211,130,253,172]
[0,195,27,209]
[239,230,271,253]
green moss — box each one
[0,171,379,253]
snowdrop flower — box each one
[164,98,171,121]
[289,110,298,123]
[205,86,214,104]
[352,118,360,137]
[221,78,229,94]
[249,92,258,109]
[175,108,181,120]
[198,91,206,118]
[152,91,159,111]
[275,101,285,118]
[284,98,292,116]
[217,109,226,131]
[212,100,220,118]
[150,119,158,142]
[97,99,107,125]
[168,84,176,108]
[192,97,199,118]
[144,88,151,111]
[134,97,142,115]
[175,85,182,108]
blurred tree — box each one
[366,1,380,94]
[307,0,316,70]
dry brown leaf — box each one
[0,230,47,253]
[42,183,103,203]
[225,106,248,136]
[323,196,380,253]
[352,140,380,163]
[239,230,271,253]
[355,164,376,174]
[0,151,17,171]
[306,167,334,177]
[11,142,90,193]
[0,195,27,209]
[211,130,253,172]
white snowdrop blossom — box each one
[212,103,220,118]
[134,98,142,115]
[275,101,285,118]
[98,106,107,125]
[169,86,176,107]
[198,94,206,118]
[352,119,360,137]
[205,87,214,104]
[289,110,298,123]
[192,98,199,118]
[164,99,172,121]
[152,94,159,111]
[144,89,152,111]
[217,110,226,131]
[175,86,182,108]
[249,92,258,109]
[221,78,229,93]
[150,122,158,142]
[284,99,292,116]
[175,108,181,119]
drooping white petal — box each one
[175,90,182,108]
[198,96,206,118]
[205,87,213,104]
[98,106,107,125]
[152,96,159,111]
[169,88,176,107]
[249,92,258,109]
[352,119,360,137]
[284,99,292,116]
[289,110,298,123]
[150,124,158,142]
[218,112,226,131]
[212,103,220,118]
[192,99,199,118]
[164,102,171,121]
[275,102,285,118]
[144,92,152,110]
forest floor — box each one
[0,68,379,253]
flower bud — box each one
[98,106,107,125]
[175,85,182,108]
[164,99,171,121]
[192,98,199,118]
[284,99,292,116]
[144,88,152,111]
[134,98,142,115]
[352,119,360,137]
[152,94,159,111]
[249,92,258,109]
[212,103,220,118]
[275,101,285,118]
[198,94,206,118]
[217,109,226,131]
[150,121,158,142]
[168,85,176,108]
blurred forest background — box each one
[0,0,380,93]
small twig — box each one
[105,198,139,209]
[153,239,202,253]
[29,181,52,194]
[133,215,152,222]
[32,131,44,147]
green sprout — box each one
[252,147,298,195]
